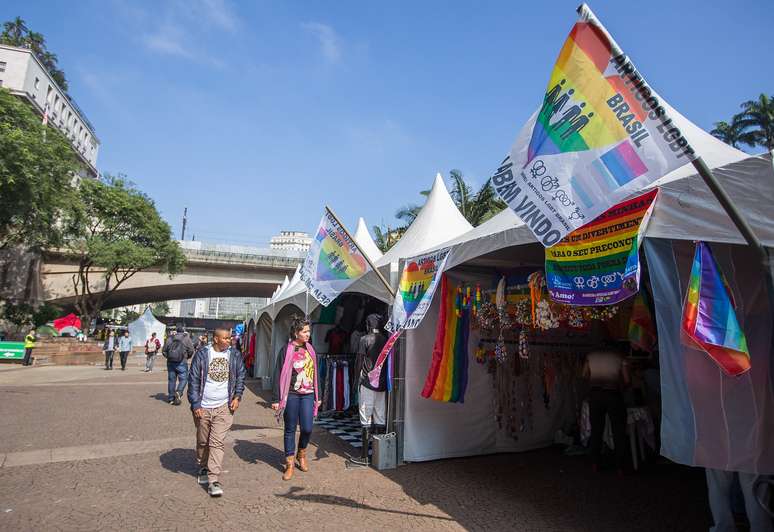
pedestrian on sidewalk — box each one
[118,330,133,371]
[103,330,116,370]
[271,316,320,481]
[163,327,194,405]
[188,328,245,497]
[22,328,37,366]
[144,332,161,372]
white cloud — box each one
[142,26,193,59]
[302,22,342,64]
[193,0,239,32]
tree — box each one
[67,176,186,328]
[1,17,68,91]
[0,88,81,250]
[372,224,405,253]
[736,93,774,151]
[0,301,60,335]
[151,301,170,317]
[117,308,140,325]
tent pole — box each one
[325,205,394,300]
[305,289,309,318]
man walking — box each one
[188,328,245,497]
[118,330,133,371]
[144,332,161,372]
[22,328,37,366]
[103,330,116,370]
[163,327,194,405]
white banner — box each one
[493,6,692,247]
[386,247,451,331]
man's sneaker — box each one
[208,482,223,497]
[168,398,175,405]
[173,392,182,406]
[197,468,209,485]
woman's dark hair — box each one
[288,315,311,341]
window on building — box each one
[34,77,40,90]
[0,61,6,72]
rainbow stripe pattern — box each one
[527,21,627,164]
[315,225,368,281]
[628,291,657,353]
[421,275,470,403]
[681,242,750,376]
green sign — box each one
[0,342,25,360]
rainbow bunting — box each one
[628,291,657,353]
[681,242,750,376]
[421,275,470,403]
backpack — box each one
[166,336,187,362]
[145,339,159,354]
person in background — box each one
[272,316,320,481]
[103,330,116,370]
[22,328,37,366]
[187,328,245,497]
[144,332,161,372]
[163,327,194,405]
[118,330,133,371]
[582,329,630,474]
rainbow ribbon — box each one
[421,274,470,403]
[681,242,750,376]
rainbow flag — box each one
[628,291,656,353]
[492,5,692,247]
[421,275,470,403]
[300,209,369,306]
[681,242,750,376]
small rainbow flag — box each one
[628,291,656,353]
[681,242,750,376]
[421,275,469,403]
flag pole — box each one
[578,3,770,270]
[324,205,395,299]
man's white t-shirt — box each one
[201,346,230,409]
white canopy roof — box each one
[354,217,383,261]
[127,307,167,348]
[376,173,473,267]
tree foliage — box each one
[0,88,81,250]
[0,301,60,330]
[151,301,170,317]
[67,176,186,326]
[1,17,68,91]
[712,93,774,151]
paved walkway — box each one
[0,363,712,531]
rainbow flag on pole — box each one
[491,4,693,247]
[300,209,370,306]
[421,275,470,403]
[628,291,656,353]
[681,242,750,376]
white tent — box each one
[354,217,383,261]
[128,307,167,348]
[399,103,772,463]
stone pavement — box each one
[0,363,712,531]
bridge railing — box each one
[179,241,304,269]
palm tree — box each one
[710,115,757,148]
[394,190,429,226]
[447,169,506,226]
[736,93,774,151]
[1,17,28,46]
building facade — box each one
[270,231,312,252]
[0,44,100,177]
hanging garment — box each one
[342,362,350,410]
[331,361,338,411]
[336,363,344,411]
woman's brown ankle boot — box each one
[282,456,295,481]
[296,448,309,472]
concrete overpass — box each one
[41,241,304,310]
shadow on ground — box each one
[233,439,286,472]
[159,448,197,477]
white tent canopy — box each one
[354,217,383,261]
[128,307,167,348]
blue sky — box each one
[4,0,773,247]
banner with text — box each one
[299,210,370,307]
[492,5,692,247]
[546,189,658,305]
[386,247,451,331]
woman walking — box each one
[271,316,320,481]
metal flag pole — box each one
[324,205,395,300]
[305,289,309,318]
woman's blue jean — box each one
[283,393,314,456]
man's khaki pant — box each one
[193,404,233,483]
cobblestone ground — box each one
[0,362,711,531]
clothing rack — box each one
[479,338,593,349]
